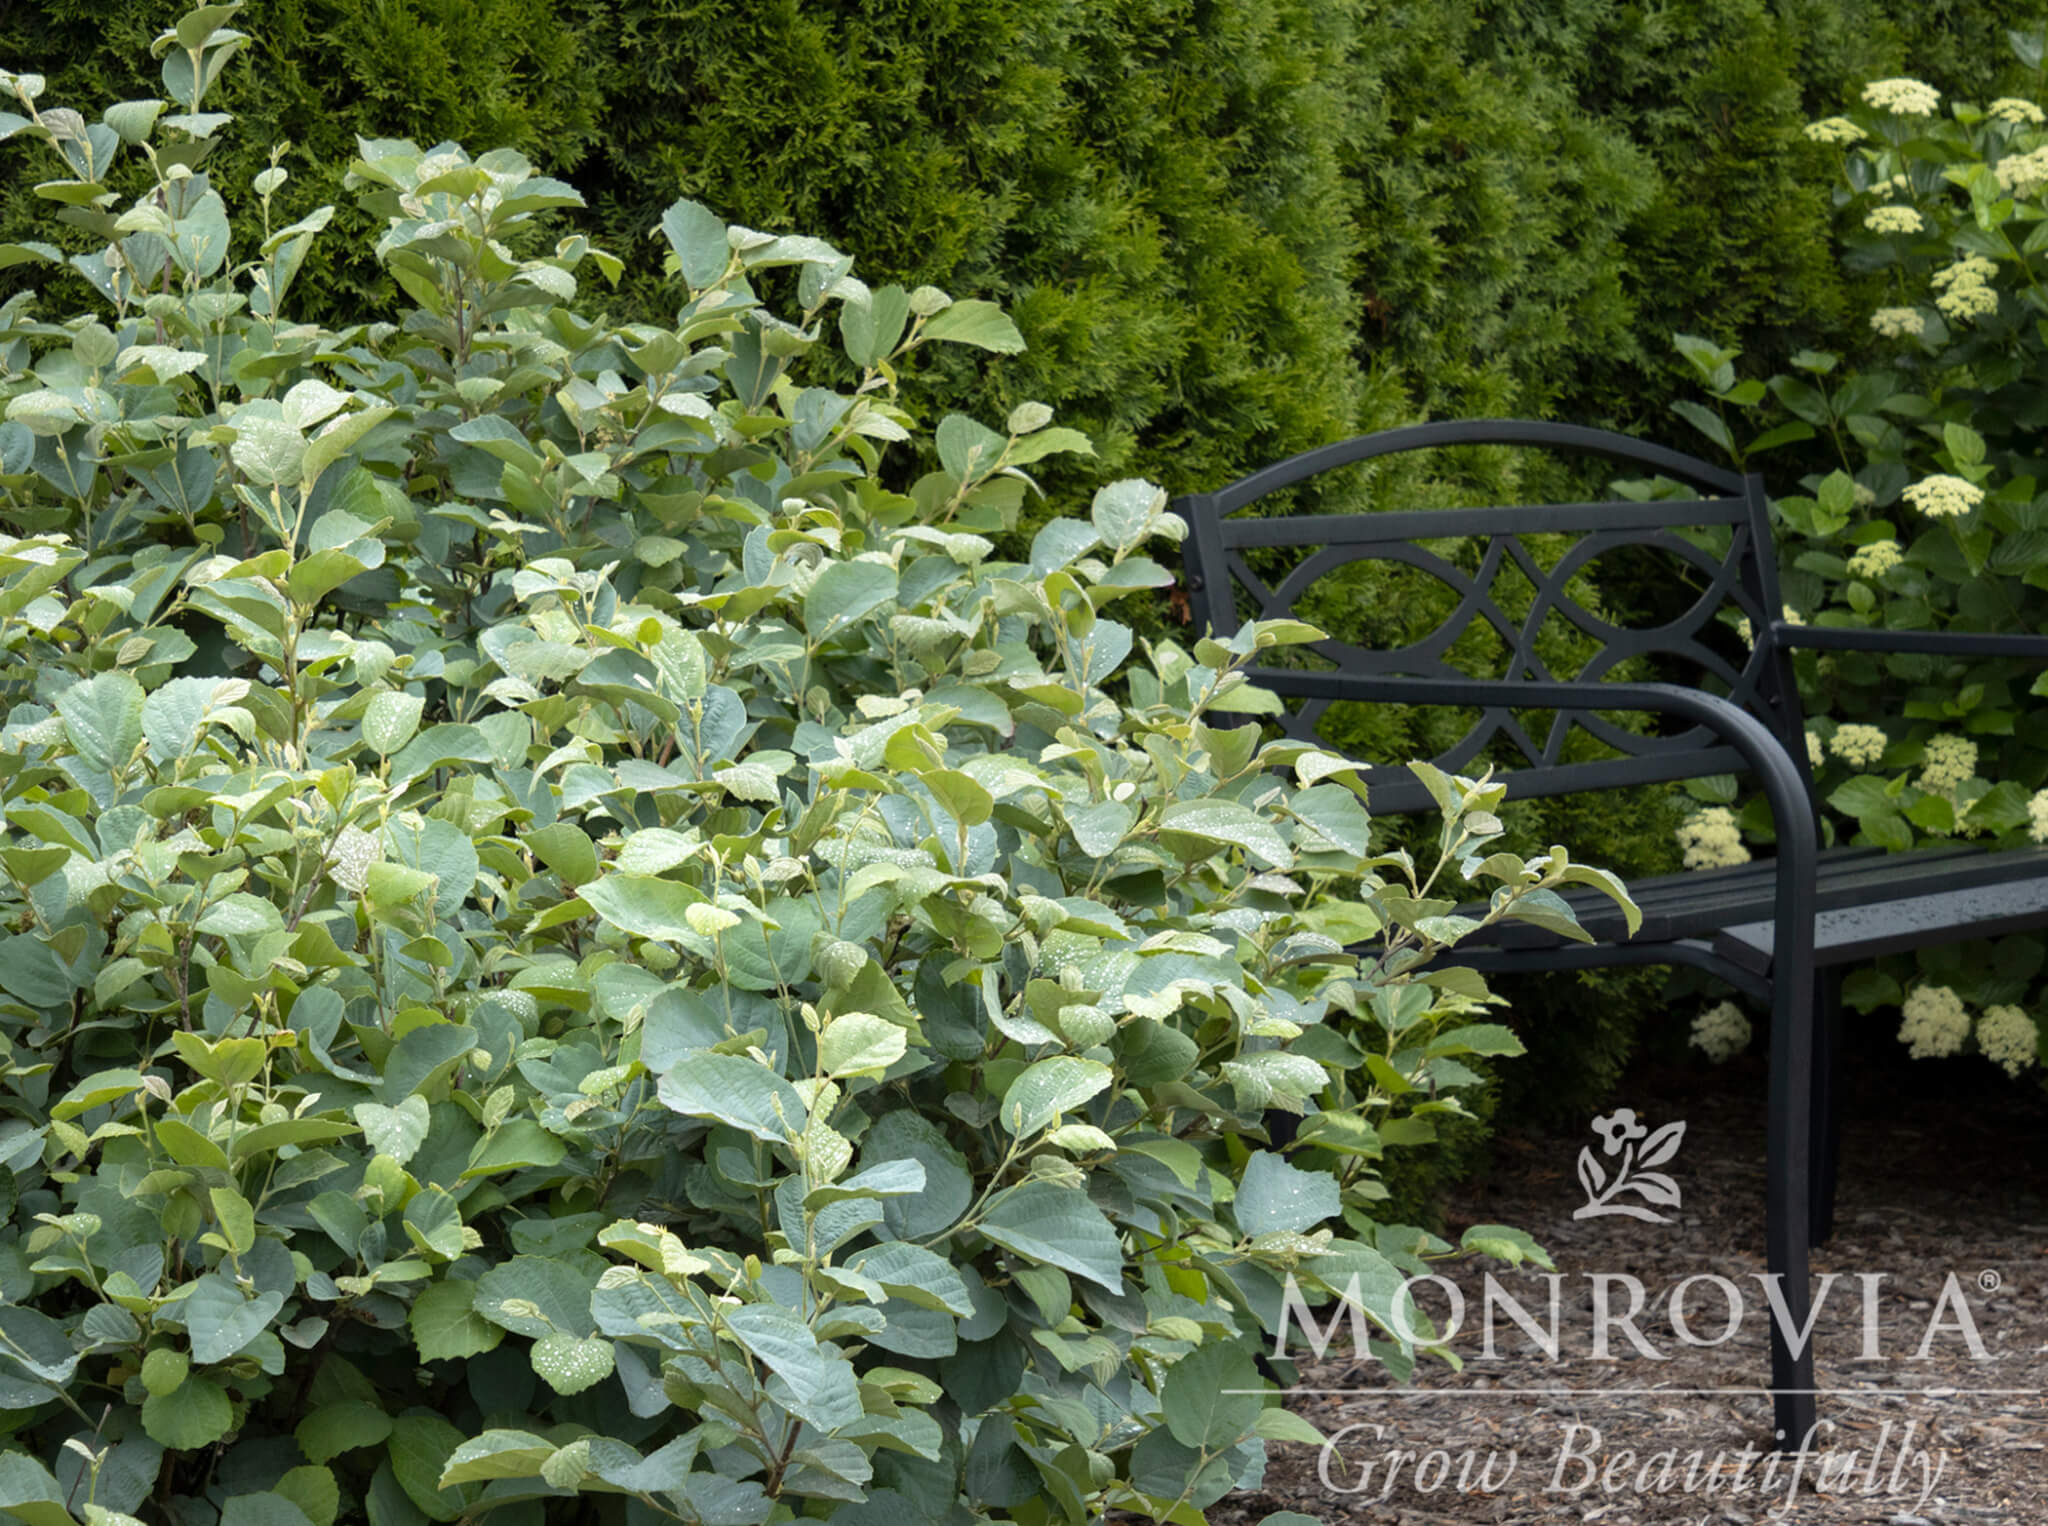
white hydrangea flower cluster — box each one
[1677,806,1750,871]
[1864,206,1924,235]
[1853,481,1877,508]
[1919,733,1978,793]
[1731,605,1801,647]
[1989,97,2048,125]
[1863,78,1940,116]
[1691,1001,1753,1062]
[1847,538,1903,577]
[1869,307,1926,339]
[1872,172,1914,200]
[1932,255,1999,323]
[1899,984,1970,1058]
[1829,723,1889,767]
[1977,1004,2040,1078]
[1996,145,2048,196]
[1901,474,1983,518]
[1807,731,1824,768]
[325,824,382,895]
[2030,787,2048,843]
[1804,116,1867,144]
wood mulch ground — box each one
[1221,1044,2048,1524]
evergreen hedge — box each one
[5,0,2039,487]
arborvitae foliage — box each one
[566,0,1367,499]
[4,0,2038,484]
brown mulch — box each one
[1221,1046,2048,1525]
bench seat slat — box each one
[1459,843,2048,957]
[1717,871,2048,973]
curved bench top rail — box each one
[1199,419,1748,517]
[1215,494,1747,550]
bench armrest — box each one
[1771,622,2048,659]
[1243,670,1818,882]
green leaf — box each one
[57,671,145,773]
[919,298,1024,353]
[936,413,1007,483]
[1063,800,1136,857]
[531,1332,615,1395]
[581,873,699,942]
[658,1053,807,1142]
[1670,398,1734,457]
[660,199,729,289]
[354,1095,430,1165]
[230,416,306,488]
[922,767,994,827]
[1459,1223,1554,1269]
[388,1412,466,1522]
[804,560,898,637]
[103,99,167,145]
[721,1304,864,1431]
[818,1012,908,1079]
[402,1187,465,1260]
[209,1185,255,1252]
[364,860,435,906]
[1162,1339,1265,1448]
[141,674,239,761]
[140,1347,189,1397]
[1827,775,1896,819]
[1235,1150,1341,1235]
[176,3,245,50]
[1090,478,1166,550]
[846,1241,973,1315]
[1000,1056,1112,1136]
[473,1254,595,1338]
[361,690,425,756]
[462,1117,566,1178]
[1118,1020,1198,1086]
[296,1401,396,1464]
[1427,1022,1525,1057]
[525,822,598,886]
[143,1376,234,1449]
[977,1180,1124,1290]
[387,723,495,789]
[1157,799,1293,869]
[409,1279,503,1361]
[840,284,910,367]
[272,1469,339,1526]
[0,1453,74,1526]
[219,1494,317,1526]
[437,1431,555,1488]
[181,1272,284,1364]
[300,406,394,493]
[50,1068,143,1121]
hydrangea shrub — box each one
[0,8,1637,1522]
[1665,39,2048,1084]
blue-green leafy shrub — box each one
[0,10,1636,1521]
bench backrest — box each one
[1174,419,1814,817]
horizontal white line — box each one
[1230,1388,2047,1398]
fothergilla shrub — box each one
[0,7,1636,1522]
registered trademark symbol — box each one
[1979,1269,2002,1293]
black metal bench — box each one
[1176,419,2048,1446]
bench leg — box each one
[1765,965,1818,1450]
[1808,970,1843,1247]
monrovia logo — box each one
[1272,1268,1995,1367]
[1575,1108,1684,1223]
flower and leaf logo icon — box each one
[1573,1108,1685,1223]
